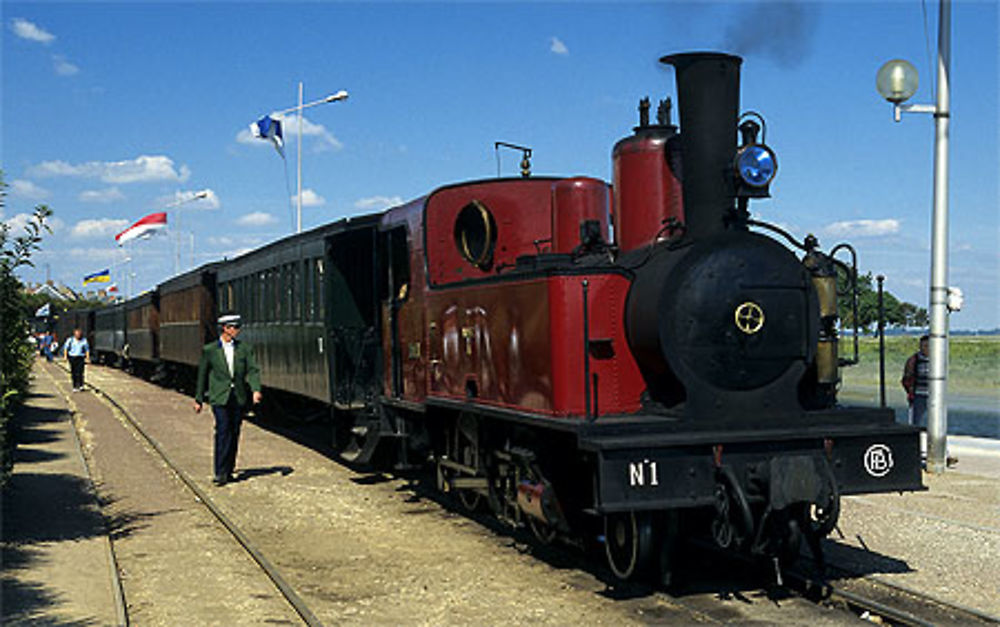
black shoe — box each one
[212,476,228,486]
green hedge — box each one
[0,172,52,488]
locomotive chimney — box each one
[660,52,742,240]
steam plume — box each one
[721,1,820,67]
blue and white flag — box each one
[250,115,284,158]
[35,303,51,318]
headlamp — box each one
[735,144,777,188]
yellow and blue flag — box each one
[83,269,111,286]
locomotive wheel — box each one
[604,511,655,580]
[528,517,557,545]
[457,482,482,512]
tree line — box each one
[837,268,928,334]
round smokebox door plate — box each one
[734,301,765,335]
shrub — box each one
[0,172,52,488]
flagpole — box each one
[168,190,209,274]
[126,242,133,300]
[297,81,304,234]
[255,87,348,235]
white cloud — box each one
[10,18,54,44]
[2,212,63,235]
[9,179,50,200]
[550,36,569,55]
[3,213,34,233]
[28,155,191,184]
[236,114,342,152]
[78,187,125,203]
[822,219,901,238]
[70,218,129,239]
[52,54,79,76]
[296,188,326,207]
[236,212,278,227]
[168,188,220,210]
[354,195,403,211]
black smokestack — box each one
[660,52,742,240]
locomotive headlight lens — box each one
[735,144,777,187]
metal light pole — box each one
[168,190,209,274]
[269,86,349,233]
[876,0,952,473]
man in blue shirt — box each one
[64,328,90,391]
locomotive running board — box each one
[579,420,924,514]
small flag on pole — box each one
[83,269,111,286]
[115,212,168,246]
[250,115,285,158]
[35,303,51,318]
[107,283,119,294]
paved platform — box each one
[1,362,124,625]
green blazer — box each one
[195,339,261,407]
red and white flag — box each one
[115,212,167,246]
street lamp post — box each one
[876,0,952,473]
[269,85,349,233]
[168,190,209,274]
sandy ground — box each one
[31,361,857,626]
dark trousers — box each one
[69,356,86,388]
[909,395,928,428]
[211,399,244,480]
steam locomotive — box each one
[67,51,922,584]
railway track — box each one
[51,363,997,626]
[790,561,1000,626]
[51,363,323,627]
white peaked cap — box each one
[218,314,242,325]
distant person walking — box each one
[64,328,90,391]
[193,313,262,486]
[44,332,58,362]
[901,334,930,428]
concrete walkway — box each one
[1,362,123,626]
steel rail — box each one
[788,564,998,626]
[54,363,323,627]
[43,366,130,626]
[689,535,996,626]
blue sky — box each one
[3,2,998,329]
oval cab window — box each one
[454,201,497,270]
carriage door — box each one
[326,227,381,410]
[382,227,410,398]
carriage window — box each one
[286,263,295,321]
[315,258,326,321]
[258,271,267,322]
[292,262,301,322]
[454,200,497,270]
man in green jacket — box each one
[194,313,262,485]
